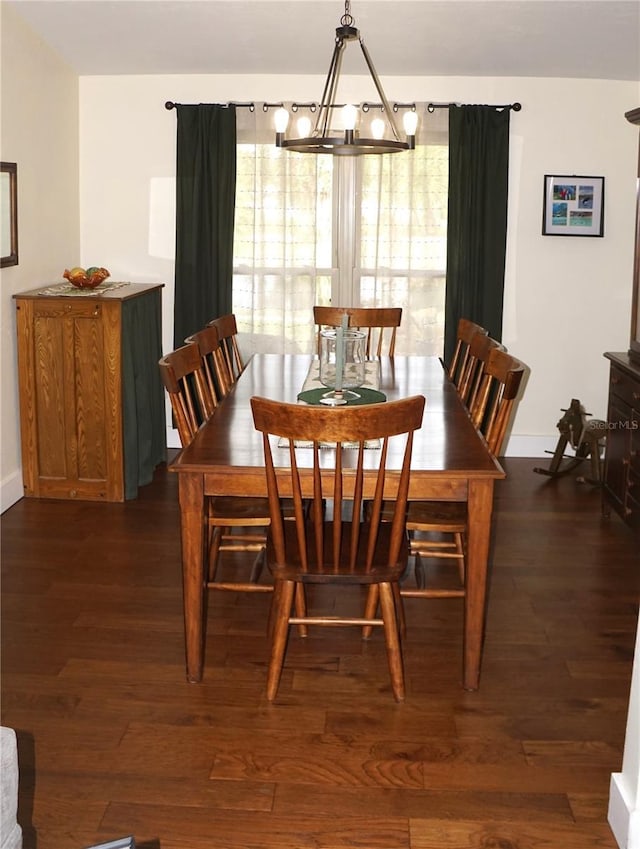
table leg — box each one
[178,472,206,683]
[464,477,495,690]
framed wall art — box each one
[542,174,604,237]
[1,161,18,267]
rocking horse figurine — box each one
[533,399,607,485]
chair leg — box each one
[294,585,308,638]
[266,579,296,701]
[362,585,380,640]
[208,526,223,582]
[268,582,307,639]
[454,533,465,584]
[392,582,406,638]
[378,581,405,702]
[267,581,281,638]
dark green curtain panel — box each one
[173,104,237,348]
[444,105,511,365]
[121,288,166,499]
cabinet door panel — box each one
[73,313,108,482]
[33,314,68,478]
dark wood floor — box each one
[2,457,638,849]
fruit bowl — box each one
[63,266,110,289]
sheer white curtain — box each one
[358,108,449,355]
[233,105,334,355]
[232,104,448,357]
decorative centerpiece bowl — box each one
[63,266,110,289]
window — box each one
[233,105,448,356]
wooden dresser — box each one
[603,353,640,530]
[603,107,640,531]
[14,281,166,502]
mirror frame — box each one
[1,162,18,268]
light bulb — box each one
[274,107,290,134]
[371,118,385,139]
[297,116,312,138]
[403,110,419,136]
[342,104,358,131]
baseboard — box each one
[609,772,640,848]
[0,470,24,514]
[503,435,556,458]
[167,426,181,450]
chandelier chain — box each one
[341,0,354,27]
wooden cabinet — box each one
[603,354,640,531]
[14,282,166,502]
[602,107,640,531]
[627,106,640,365]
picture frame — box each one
[542,174,604,237]
[1,161,18,267]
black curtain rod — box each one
[166,100,523,113]
[165,100,256,110]
[427,101,522,112]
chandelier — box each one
[274,1,417,155]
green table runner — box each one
[297,387,387,406]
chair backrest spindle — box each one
[207,314,245,384]
[459,333,506,409]
[471,347,527,455]
[448,318,488,389]
[251,396,425,576]
[185,324,231,403]
[158,344,211,446]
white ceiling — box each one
[4,0,640,81]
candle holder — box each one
[318,328,366,405]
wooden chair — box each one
[457,333,506,409]
[469,347,528,454]
[158,344,271,594]
[184,325,231,402]
[250,394,425,702]
[403,347,527,599]
[207,314,245,385]
[447,318,487,391]
[313,306,402,357]
[158,343,210,444]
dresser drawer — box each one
[610,364,640,409]
[632,420,640,470]
[626,472,640,532]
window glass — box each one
[233,105,448,356]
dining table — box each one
[169,353,505,690]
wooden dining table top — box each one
[169,353,504,495]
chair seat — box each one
[268,522,408,585]
[405,501,467,532]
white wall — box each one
[0,4,80,511]
[76,73,639,454]
[609,617,640,849]
[1,11,639,506]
